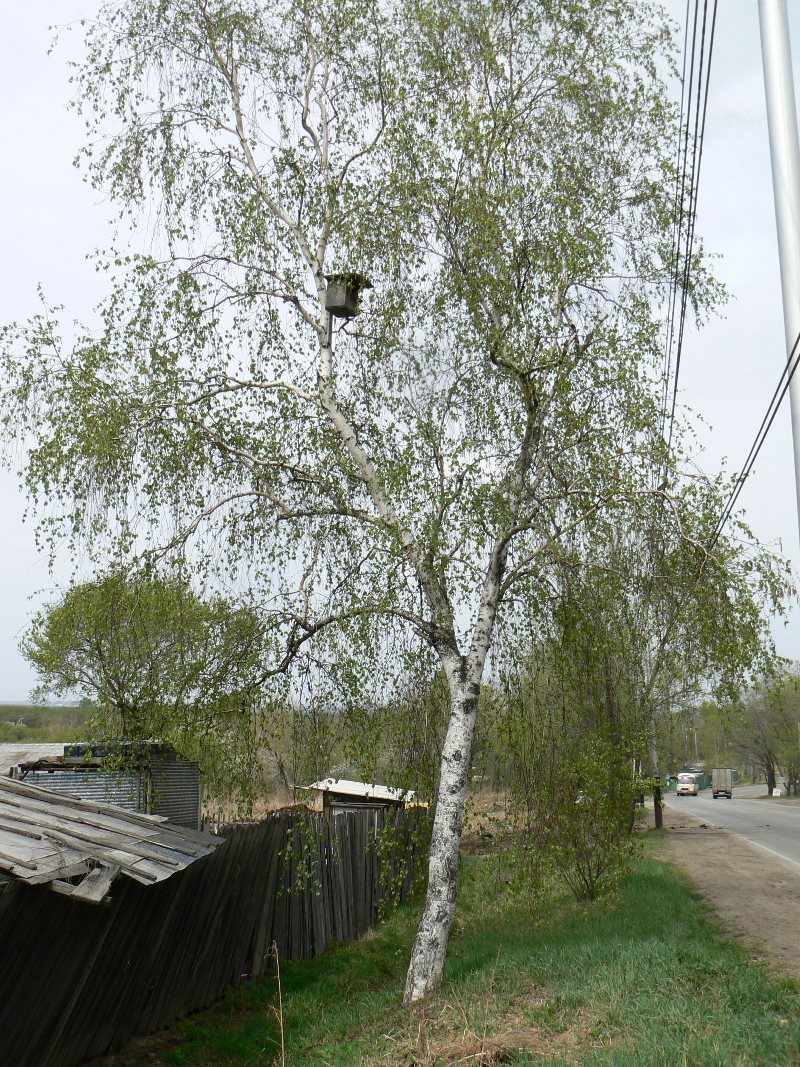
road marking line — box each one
[735,837,800,873]
[663,800,800,872]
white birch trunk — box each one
[403,665,480,1003]
[315,298,522,1005]
[403,534,510,1003]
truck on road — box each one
[712,768,733,799]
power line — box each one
[658,2,794,555]
[648,0,717,581]
[660,0,700,445]
[708,326,800,550]
[658,0,719,474]
[666,0,719,456]
[661,4,794,553]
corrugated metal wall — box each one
[22,768,144,811]
[20,761,201,830]
[150,761,201,828]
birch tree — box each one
[3,0,725,999]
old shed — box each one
[12,740,201,829]
[0,775,219,904]
[306,777,417,813]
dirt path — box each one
[657,805,800,983]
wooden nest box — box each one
[324,272,373,318]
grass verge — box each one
[160,836,800,1066]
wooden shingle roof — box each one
[0,776,220,904]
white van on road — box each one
[676,773,699,796]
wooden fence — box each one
[0,807,423,1067]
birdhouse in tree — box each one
[324,272,373,318]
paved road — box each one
[663,787,800,869]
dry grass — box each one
[201,787,321,828]
[381,993,591,1065]
[387,1022,588,1066]
[463,787,511,831]
[378,967,592,1067]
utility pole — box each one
[759,0,800,540]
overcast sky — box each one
[2,3,800,701]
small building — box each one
[305,777,416,814]
[0,774,219,904]
[11,740,201,830]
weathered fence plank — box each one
[0,806,423,1067]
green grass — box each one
[0,703,91,741]
[159,838,800,1067]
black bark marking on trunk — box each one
[653,784,663,830]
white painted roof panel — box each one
[305,777,416,803]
